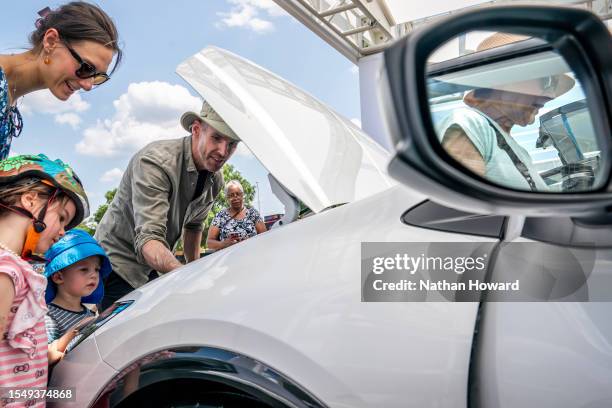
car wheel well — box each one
[112,377,288,408]
[93,346,325,408]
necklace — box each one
[230,206,244,219]
[0,240,19,258]
[10,75,19,108]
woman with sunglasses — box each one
[0,2,123,160]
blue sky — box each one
[2,0,361,216]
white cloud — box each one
[246,0,286,17]
[76,81,201,157]
[100,168,124,183]
[55,113,82,129]
[20,90,90,115]
[217,0,287,33]
[84,190,100,199]
[20,89,90,130]
[351,118,362,128]
[220,5,273,32]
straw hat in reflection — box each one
[470,32,575,98]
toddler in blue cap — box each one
[44,230,111,355]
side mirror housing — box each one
[381,5,612,216]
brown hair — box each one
[0,178,68,217]
[29,1,122,74]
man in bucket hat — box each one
[438,32,575,192]
[96,101,239,309]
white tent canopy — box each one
[385,0,497,25]
[273,0,611,63]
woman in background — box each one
[207,180,266,250]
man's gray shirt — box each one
[95,136,223,288]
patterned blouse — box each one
[211,207,263,241]
[0,68,23,160]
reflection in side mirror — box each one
[427,31,604,193]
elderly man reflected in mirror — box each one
[207,180,266,250]
[437,33,575,191]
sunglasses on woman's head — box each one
[62,41,110,86]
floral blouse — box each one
[211,207,263,241]
[0,68,23,160]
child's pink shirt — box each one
[0,250,48,407]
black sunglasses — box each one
[62,41,110,86]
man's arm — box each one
[183,228,202,263]
[442,127,486,177]
[141,240,182,274]
[130,154,181,273]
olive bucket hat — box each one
[180,101,240,141]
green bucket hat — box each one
[180,101,240,141]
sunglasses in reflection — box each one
[62,40,110,86]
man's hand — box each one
[142,240,183,274]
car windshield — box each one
[427,43,604,193]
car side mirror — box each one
[380,5,612,216]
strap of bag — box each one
[485,120,538,191]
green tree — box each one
[75,223,95,236]
[76,188,117,236]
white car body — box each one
[50,46,612,408]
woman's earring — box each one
[44,50,51,65]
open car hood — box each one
[176,47,394,213]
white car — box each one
[50,6,612,408]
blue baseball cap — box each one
[44,230,112,304]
